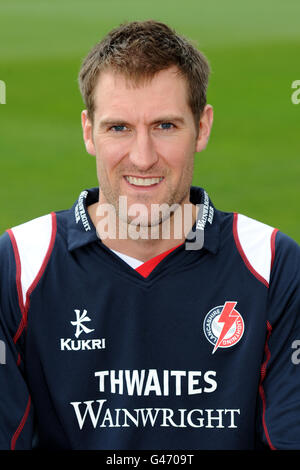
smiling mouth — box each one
[124,176,164,187]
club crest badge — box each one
[203,301,244,354]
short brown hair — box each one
[78,20,210,128]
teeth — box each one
[126,176,163,186]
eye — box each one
[158,122,175,130]
[110,125,128,132]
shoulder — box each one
[7,212,57,250]
[232,212,299,287]
[231,212,277,287]
[6,212,57,279]
[1,213,57,311]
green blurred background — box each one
[0,0,299,241]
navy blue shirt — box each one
[0,186,299,450]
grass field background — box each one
[1,0,299,241]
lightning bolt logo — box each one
[212,301,239,354]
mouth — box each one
[124,175,164,188]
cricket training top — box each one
[0,186,299,450]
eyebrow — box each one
[151,116,186,126]
[98,119,128,129]
[98,115,186,129]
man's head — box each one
[79,20,210,131]
[79,21,213,228]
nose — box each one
[128,129,158,170]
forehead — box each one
[92,66,191,120]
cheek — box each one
[158,138,195,172]
[95,138,127,173]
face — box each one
[82,66,213,226]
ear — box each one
[81,110,96,156]
[195,104,214,153]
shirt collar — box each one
[187,186,220,254]
[67,186,220,254]
[67,188,99,251]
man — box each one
[0,20,299,450]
